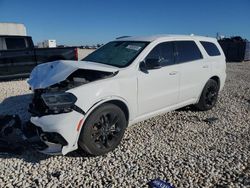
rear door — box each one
[200,41,225,79]
[4,37,36,76]
[175,40,211,103]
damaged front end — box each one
[23,122,69,155]
[29,68,116,117]
[0,114,69,155]
[27,60,119,155]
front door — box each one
[137,42,180,116]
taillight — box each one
[74,48,78,60]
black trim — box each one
[73,105,85,115]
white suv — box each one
[28,35,226,155]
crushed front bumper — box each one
[30,110,84,155]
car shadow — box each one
[0,147,50,163]
[0,146,91,164]
[175,105,198,112]
[0,93,32,122]
[0,93,47,163]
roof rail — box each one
[116,36,131,39]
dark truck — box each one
[0,35,79,79]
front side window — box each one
[145,42,175,66]
[175,41,202,63]
[200,41,221,56]
[5,38,27,50]
[83,41,149,68]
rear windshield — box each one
[82,41,149,68]
[200,41,221,56]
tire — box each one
[78,103,127,156]
[195,79,219,111]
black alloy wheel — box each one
[78,103,127,156]
[91,112,122,149]
[195,79,219,111]
[204,85,217,107]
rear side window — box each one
[200,41,221,56]
[0,38,4,50]
[175,41,202,63]
[5,38,27,50]
[146,42,175,66]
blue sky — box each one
[0,0,249,45]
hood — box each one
[28,60,119,90]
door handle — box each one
[202,65,209,68]
[169,71,178,75]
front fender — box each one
[68,76,137,120]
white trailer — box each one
[43,40,56,48]
[0,22,27,36]
[37,40,57,48]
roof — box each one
[115,34,217,42]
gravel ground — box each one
[0,62,249,188]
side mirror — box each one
[139,61,148,73]
[141,58,161,71]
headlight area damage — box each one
[29,91,78,116]
[25,60,119,155]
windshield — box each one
[82,41,149,68]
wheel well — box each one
[210,76,220,88]
[103,100,129,122]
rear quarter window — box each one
[0,38,4,50]
[175,41,203,63]
[200,41,221,56]
[5,37,27,50]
